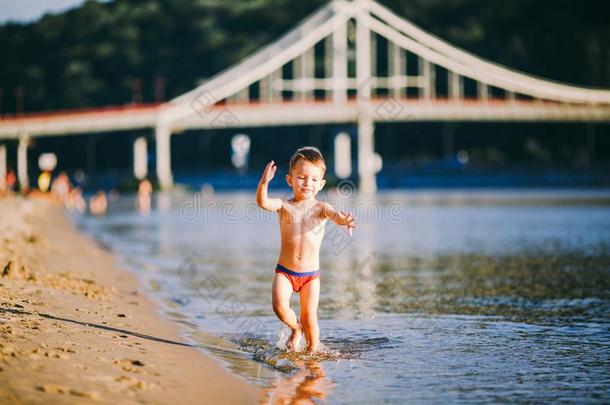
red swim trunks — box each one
[275,263,319,293]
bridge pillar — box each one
[478,82,489,102]
[155,123,173,190]
[334,132,352,179]
[270,69,282,102]
[17,134,29,191]
[356,6,377,194]
[449,71,463,101]
[303,47,315,101]
[388,42,405,98]
[133,136,148,180]
[358,113,376,194]
[331,19,347,103]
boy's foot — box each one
[286,323,303,351]
[306,343,319,353]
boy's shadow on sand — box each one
[1,306,194,348]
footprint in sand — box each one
[36,384,68,394]
[0,343,21,359]
[68,389,100,399]
[36,384,100,399]
[112,358,146,373]
[55,346,76,354]
[2,260,35,281]
[114,375,155,390]
[34,349,70,360]
[24,320,40,330]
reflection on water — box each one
[242,333,337,404]
[264,360,334,404]
[72,189,610,403]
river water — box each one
[72,189,610,403]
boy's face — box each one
[286,159,326,201]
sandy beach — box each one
[0,196,261,404]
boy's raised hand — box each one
[261,160,277,184]
[257,160,282,211]
[338,211,357,237]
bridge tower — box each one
[155,0,610,191]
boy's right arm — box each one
[257,160,283,212]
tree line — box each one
[1,0,608,114]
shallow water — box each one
[73,189,610,403]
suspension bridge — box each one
[1,0,609,193]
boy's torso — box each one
[277,199,327,271]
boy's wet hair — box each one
[289,146,326,174]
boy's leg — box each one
[272,273,302,349]
[299,278,320,352]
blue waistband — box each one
[276,263,319,277]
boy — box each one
[256,146,356,352]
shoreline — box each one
[0,196,261,404]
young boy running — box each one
[256,146,356,352]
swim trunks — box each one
[275,263,319,293]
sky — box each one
[0,0,109,23]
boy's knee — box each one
[273,302,289,316]
[301,313,318,329]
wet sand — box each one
[0,196,261,404]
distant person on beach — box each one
[89,191,108,216]
[51,171,71,204]
[5,169,16,194]
[67,187,86,213]
[257,147,356,352]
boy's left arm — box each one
[320,202,356,236]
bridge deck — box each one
[1,99,608,139]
